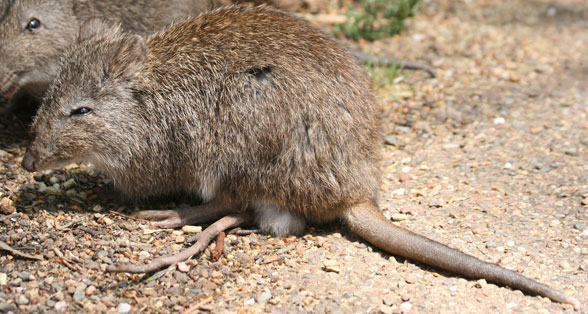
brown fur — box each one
[22,5,580,309]
[0,0,216,111]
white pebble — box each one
[0,273,6,285]
[393,188,406,196]
[507,241,515,247]
[117,302,132,313]
[503,162,512,169]
[401,166,411,173]
[506,302,518,309]
[55,301,68,310]
[493,117,506,124]
[244,298,256,306]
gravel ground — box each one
[1,0,587,313]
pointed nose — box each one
[21,149,38,172]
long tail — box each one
[344,202,581,310]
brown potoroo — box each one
[0,0,215,112]
[21,5,580,310]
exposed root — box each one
[106,212,252,273]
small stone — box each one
[139,251,151,259]
[400,302,412,311]
[177,262,190,273]
[73,290,85,301]
[391,214,409,221]
[85,286,97,296]
[485,241,496,249]
[55,301,68,310]
[574,221,585,231]
[182,225,202,234]
[62,179,76,190]
[0,197,16,215]
[18,272,32,281]
[49,176,60,184]
[0,303,17,313]
[493,117,506,125]
[399,174,409,182]
[175,235,185,244]
[379,304,393,314]
[0,273,7,285]
[102,217,113,225]
[382,295,397,306]
[475,279,488,289]
[15,295,29,305]
[401,295,411,302]
[550,219,561,227]
[117,303,132,313]
[506,241,515,247]
[323,260,341,273]
[92,205,103,213]
[384,135,398,146]
[211,271,223,278]
[581,197,588,206]
[244,298,255,306]
[257,291,272,303]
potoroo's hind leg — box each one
[343,201,581,310]
[132,196,243,228]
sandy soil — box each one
[0,0,587,313]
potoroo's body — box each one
[22,5,580,310]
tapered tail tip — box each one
[566,296,581,311]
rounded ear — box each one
[78,17,115,42]
[110,34,146,80]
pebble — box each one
[506,241,515,247]
[257,291,272,303]
[139,251,151,259]
[73,290,85,301]
[383,295,397,306]
[55,301,67,311]
[0,273,6,285]
[400,302,413,311]
[117,303,132,313]
[92,205,103,213]
[176,262,190,273]
[0,303,17,313]
[244,298,255,306]
[62,179,76,190]
[391,214,409,221]
[182,225,202,234]
[85,286,97,296]
[384,135,398,146]
[15,295,29,305]
[574,221,585,231]
[582,197,588,206]
[379,304,393,314]
[323,260,341,273]
[18,272,32,281]
[0,197,15,215]
[493,117,506,125]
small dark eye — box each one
[70,107,92,116]
[26,18,41,31]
